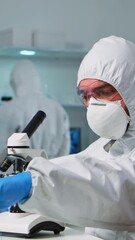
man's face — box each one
[78,79,129,115]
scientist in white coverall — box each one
[1,35,135,240]
[0,59,70,159]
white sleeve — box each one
[19,151,135,231]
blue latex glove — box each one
[0,172,32,212]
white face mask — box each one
[87,97,130,140]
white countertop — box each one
[0,227,103,240]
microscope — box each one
[0,111,65,237]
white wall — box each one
[0,0,134,99]
[0,0,134,149]
[0,0,135,98]
[0,0,135,47]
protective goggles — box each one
[77,85,121,107]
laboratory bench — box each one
[0,227,103,240]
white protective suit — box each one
[19,36,135,240]
[0,60,70,159]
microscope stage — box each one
[0,212,65,237]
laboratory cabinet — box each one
[0,47,86,107]
[0,46,87,60]
[0,48,98,150]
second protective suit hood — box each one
[77,36,135,153]
[10,59,42,97]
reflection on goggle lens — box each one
[77,86,97,106]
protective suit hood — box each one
[77,36,135,152]
[10,59,42,97]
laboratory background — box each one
[0,0,134,152]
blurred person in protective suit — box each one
[0,59,70,159]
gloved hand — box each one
[0,172,32,212]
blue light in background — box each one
[19,50,36,56]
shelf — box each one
[0,46,87,60]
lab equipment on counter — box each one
[0,110,65,237]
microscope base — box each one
[0,212,65,237]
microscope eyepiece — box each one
[22,110,46,138]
